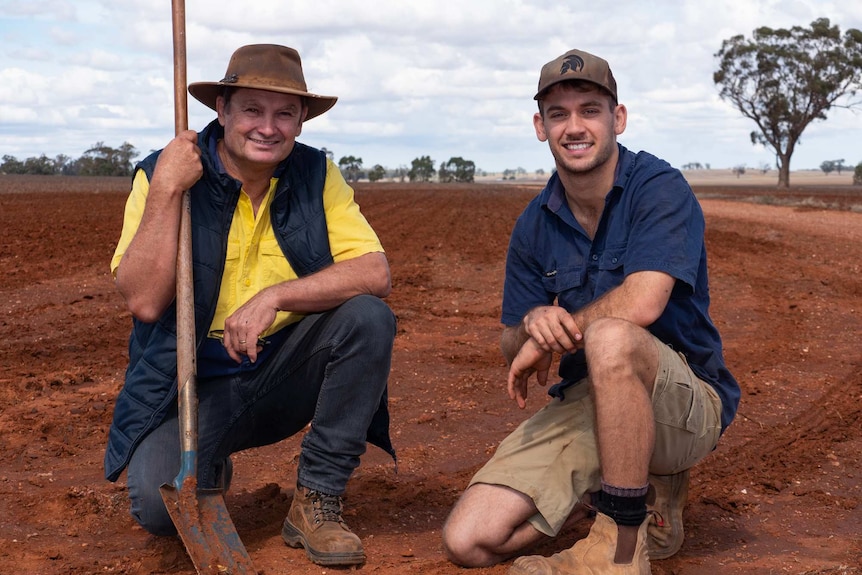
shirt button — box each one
[612,257,618,263]
[592,254,598,261]
[244,279,251,286]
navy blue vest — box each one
[105,120,393,480]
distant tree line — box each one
[1,142,139,177]
[292,148,488,183]
[3,142,547,183]
[681,162,712,170]
[691,159,862,179]
[334,154,478,183]
[820,159,847,175]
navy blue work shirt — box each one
[502,144,739,433]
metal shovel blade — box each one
[160,481,256,575]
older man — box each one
[106,44,395,567]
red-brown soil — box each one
[0,175,860,575]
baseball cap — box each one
[534,49,617,102]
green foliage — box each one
[367,164,386,182]
[23,155,56,175]
[0,142,138,176]
[682,162,705,170]
[74,142,138,176]
[1,153,76,175]
[714,18,862,187]
[438,156,476,183]
[338,155,363,182]
[408,156,435,182]
[820,159,847,175]
[1,154,25,174]
[854,162,862,185]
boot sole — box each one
[281,520,366,566]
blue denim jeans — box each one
[126,295,396,535]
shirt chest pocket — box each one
[259,238,296,287]
[597,249,625,272]
[594,248,626,292]
[221,239,242,290]
[541,267,583,294]
[226,238,241,262]
[541,266,591,309]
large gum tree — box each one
[714,18,862,187]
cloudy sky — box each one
[1,0,860,174]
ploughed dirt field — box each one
[0,174,860,575]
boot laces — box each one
[308,490,345,524]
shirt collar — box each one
[543,143,631,213]
[207,135,227,175]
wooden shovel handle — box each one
[172,0,198,476]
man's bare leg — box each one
[442,483,591,567]
[586,318,658,563]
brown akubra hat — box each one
[534,49,617,103]
[188,44,337,121]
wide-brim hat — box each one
[188,44,337,121]
[534,49,617,103]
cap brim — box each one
[188,82,337,121]
[533,79,616,102]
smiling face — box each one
[216,88,308,175]
[534,82,627,178]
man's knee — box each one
[126,424,182,537]
[584,317,640,352]
[334,296,396,366]
[346,294,396,339]
[441,512,484,567]
[129,482,177,536]
[584,318,657,378]
[441,484,523,567]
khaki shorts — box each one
[469,337,722,536]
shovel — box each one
[158,1,256,573]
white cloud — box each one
[0,0,860,172]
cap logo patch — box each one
[560,54,584,75]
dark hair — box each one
[221,86,236,107]
[537,80,617,117]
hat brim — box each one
[188,82,337,121]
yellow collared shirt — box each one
[111,158,384,336]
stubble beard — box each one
[553,139,615,177]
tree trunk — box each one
[777,154,791,188]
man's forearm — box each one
[500,323,529,366]
[268,251,391,313]
[573,271,673,332]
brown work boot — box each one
[508,512,650,575]
[281,484,365,566]
[646,469,689,560]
